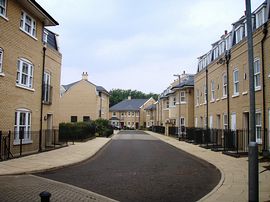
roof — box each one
[145,104,156,111]
[171,75,194,90]
[20,0,59,26]
[110,99,149,112]
[62,80,109,95]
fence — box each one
[176,127,267,157]
[0,130,68,161]
[152,126,165,134]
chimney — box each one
[128,96,131,100]
[82,72,88,80]
[224,30,228,35]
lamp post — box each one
[245,0,258,201]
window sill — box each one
[242,91,248,95]
[16,84,35,92]
[255,87,261,92]
[232,93,239,98]
[13,140,33,145]
[180,102,187,104]
[221,96,227,100]
[268,74,270,78]
[0,72,5,77]
[19,28,38,41]
[0,14,9,21]
[210,100,215,103]
[216,98,220,102]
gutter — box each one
[206,67,209,130]
[225,51,231,130]
[261,23,268,151]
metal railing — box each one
[152,126,165,134]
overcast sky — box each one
[37,0,263,94]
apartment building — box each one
[145,103,156,128]
[0,0,61,155]
[109,96,155,129]
[195,0,270,152]
[59,72,110,123]
[154,72,194,135]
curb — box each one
[145,131,225,202]
[0,137,113,176]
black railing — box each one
[0,131,13,161]
[152,126,165,134]
[168,126,179,138]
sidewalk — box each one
[0,137,111,175]
[146,131,270,202]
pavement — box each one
[145,131,270,202]
[0,131,269,202]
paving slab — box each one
[146,131,270,202]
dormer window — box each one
[43,30,48,44]
[235,25,244,44]
[207,51,212,65]
[213,46,219,60]
[218,40,225,55]
[225,33,232,50]
[255,6,266,28]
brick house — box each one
[0,0,61,156]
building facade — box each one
[59,72,110,123]
[109,97,155,129]
[195,1,270,152]
[0,0,61,156]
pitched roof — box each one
[145,104,156,111]
[62,80,109,95]
[171,75,194,90]
[110,99,149,112]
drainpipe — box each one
[39,44,46,152]
[225,51,231,130]
[261,23,268,151]
[206,67,209,130]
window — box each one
[83,116,90,122]
[16,58,33,88]
[225,34,232,50]
[233,69,239,95]
[223,74,227,97]
[112,112,116,117]
[43,30,48,44]
[223,114,228,129]
[180,91,186,103]
[256,8,265,28]
[211,80,215,101]
[203,84,207,103]
[196,89,199,106]
[132,112,135,117]
[209,115,213,129]
[0,48,3,73]
[128,112,131,117]
[71,116,77,123]
[121,112,124,117]
[254,59,261,90]
[235,25,244,43]
[0,0,6,17]
[43,72,51,104]
[166,100,169,108]
[256,112,262,143]
[14,109,31,143]
[195,117,198,127]
[180,117,185,126]
[173,97,176,106]
[218,41,225,55]
[20,11,36,37]
[213,47,219,60]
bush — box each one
[59,122,96,141]
[93,119,113,137]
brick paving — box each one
[0,175,117,202]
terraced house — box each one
[0,0,61,157]
[59,72,110,123]
[154,72,194,136]
[109,96,155,129]
[195,0,270,154]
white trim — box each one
[16,84,35,92]
[13,140,33,145]
[216,98,220,102]
[242,91,248,95]
[0,72,5,77]
[210,100,215,103]
[268,74,270,78]
[221,96,227,100]
[0,14,8,21]
[232,93,240,98]
[20,10,37,39]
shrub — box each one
[93,119,113,137]
[59,122,96,141]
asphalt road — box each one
[37,130,221,202]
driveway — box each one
[36,130,220,202]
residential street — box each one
[36,130,221,202]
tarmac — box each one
[0,132,269,202]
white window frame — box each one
[166,100,169,108]
[0,48,3,73]
[196,89,199,106]
[180,117,185,127]
[0,0,6,17]
[20,11,37,38]
[233,69,239,96]
[255,112,262,144]
[195,117,198,127]
[43,72,51,103]
[173,96,176,106]
[14,109,32,144]
[222,74,227,97]
[254,58,261,90]
[180,91,186,103]
[223,114,228,129]
[16,58,34,89]
[218,40,225,55]
[203,84,207,104]
[225,33,232,50]
[211,80,215,101]
[235,25,244,44]
[213,46,219,60]
[112,112,116,117]
[255,7,266,28]
[209,115,213,129]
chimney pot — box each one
[82,72,88,80]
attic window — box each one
[235,25,244,44]
[256,7,266,28]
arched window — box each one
[16,58,34,88]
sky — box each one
[37,0,263,94]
